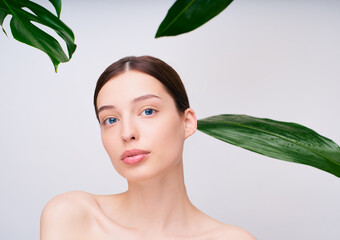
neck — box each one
[117,160,197,234]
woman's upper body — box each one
[40,56,256,240]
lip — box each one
[121,149,150,165]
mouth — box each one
[121,149,150,165]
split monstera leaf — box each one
[0,0,76,72]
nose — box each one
[121,118,139,142]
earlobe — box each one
[183,108,197,139]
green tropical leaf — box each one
[0,0,76,72]
[48,0,61,18]
[0,1,9,35]
[155,0,233,38]
[197,114,340,177]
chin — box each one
[113,157,182,183]
[119,168,162,183]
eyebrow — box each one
[97,94,161,115]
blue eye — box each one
[142,108,155,116]
[104,117,118,125]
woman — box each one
[40,56,256,239]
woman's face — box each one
[96,70,193,182]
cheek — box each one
[101,129,127,176]
[101,129,120,161]
[149,114,185,163]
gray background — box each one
[0,0,339,239]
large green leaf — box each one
[0,0,76,72]
[48,0,61,18]
[197,114,340,177]
[0,0,9,34]
[155,0,233,38]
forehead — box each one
[97,70,169,107]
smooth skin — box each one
[40,71,256,240]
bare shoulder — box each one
[40,191,98,240]
[217,223,256,240]
[41,191,97,220]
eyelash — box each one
[101,108,158,126]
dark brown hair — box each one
[94,56,190,121]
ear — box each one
[183,108,197,140]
